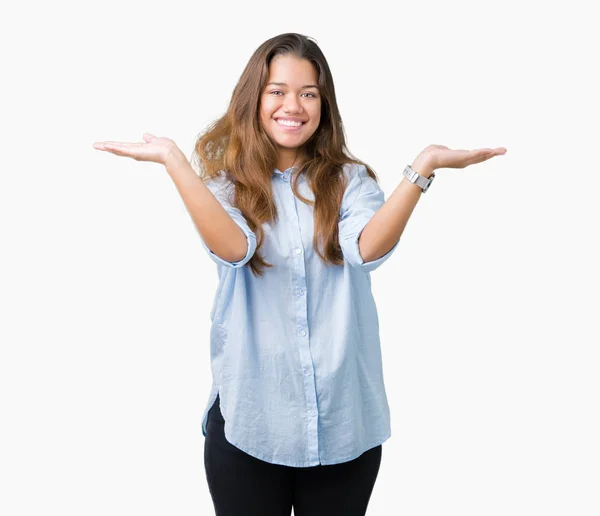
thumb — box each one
[142,133,157,142]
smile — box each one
[275,119,305,131]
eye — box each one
[268,91,318,98]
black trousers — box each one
[204,394,382,516]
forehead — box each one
[267,54,318,85]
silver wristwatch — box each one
[402,165,435,193]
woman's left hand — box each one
[417,144,507,173]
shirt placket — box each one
[280,169,319,465]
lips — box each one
[275,118,306,131]
[276,117,306,123]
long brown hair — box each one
[191,32,378,277]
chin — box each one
[274,138,308,149]
[273,131,317,147]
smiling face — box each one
[259,54,322,171]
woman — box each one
[94,32,506,516]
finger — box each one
[102,145,133,158]
[475,147,506,156]
[93,142,139,160]
[470,149,501,165]
[93,142,126,152]
[471,151,495,165]
[104,141,144,148]
[103,143,147,159]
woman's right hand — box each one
[93,133,184,167]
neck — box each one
[276,148,305,172]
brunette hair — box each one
[191,32,378,277]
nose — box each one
[283,95,303,114]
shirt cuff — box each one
[202,229,257,269]
[342,228,399,273]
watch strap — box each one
[403,165,435,193]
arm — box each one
[338,163,406,273]
[358,157,434,263]
[358,141,508,263]
[165,151,256,266]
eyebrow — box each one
[266,82,319,89]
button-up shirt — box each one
[200,162,399,467]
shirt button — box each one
[309,409,317,417]
[303,368,311,376]
[297,289,304,296]
[295,248,302,255]
[300,330,307,337]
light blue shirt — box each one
[200,162,399,467]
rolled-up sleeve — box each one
[201,173,257,269]
[338,163,399,273]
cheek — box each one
[310,111,321,128]
[259,108,276,133]
[310,103,322,123]
[261,96,278,114]
[259,104,269,122]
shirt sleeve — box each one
[200,172,257,269]
[338,163,399,273]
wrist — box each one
[165,146,188,172]
[410,156,435,179]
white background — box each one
[1,0,599,515]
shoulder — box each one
[203,170,236,201]
[204,169,230,184]
[341,162,373,193]
[340,162,383,208]
[342,162,364,179]
[342,162,376,183]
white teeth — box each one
[277,119,303,127]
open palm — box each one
[426,144,507,170]
[93,133,180,166]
